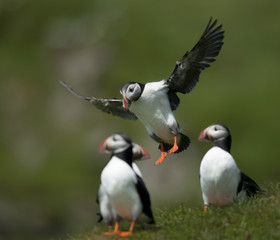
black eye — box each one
[112,136,117,141]
[129,88,133,92]
[214,127,217,131]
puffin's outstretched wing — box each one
[60,81,138,121]
[165,17,224,94]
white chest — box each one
[129,81,178,142]
[101,157,142,220]
[200,147,240,206]
[101,158,137,195]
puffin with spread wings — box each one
[60,18,224,165]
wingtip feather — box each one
[59,80,92,101]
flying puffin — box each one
[60,17,224,165]
[98,133,155,237]
[97,142,150,229]
[198,123,263,212]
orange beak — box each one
[98,138,110,153]
[122,95,130,110]
[198,128,210,142]
[138,145,151,160]
[140,146,150,160]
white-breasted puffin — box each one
[97,133,155,237]
[198,123,263,212]
[97,142,150,229]
[60,18,224,165]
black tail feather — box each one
[96,213,103,223]
[144,209,156,224]
[238,172,265,197]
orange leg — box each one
[118,221,135,237]
[168,136,179,153]
[204,205,208,212]
[103,221,119,236]
[155,143,167,165]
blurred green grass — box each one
[69,183,280,240]
[0,0,279,239]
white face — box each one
[100,134,130,153]
[206,124,230,141]
[124,83,142,101]
[132,143,150,160]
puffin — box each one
[97,142,150,229]
[198,123,263,212]
[97,133,155,237]
[60,17,224,165]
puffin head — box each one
[120,82,144,109]
[198,123,231,142]
[132,143,150,161]
[99,133,132,154]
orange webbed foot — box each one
[103,231,118,236]
[118,221,135,237]
[118,231,133,237]
[103,221,119,236]
[155,151,167,165]
[168,136,179,153]
[204,205,208,212]
[168,144,178,153]
[155,143,168,165]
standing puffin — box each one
[60,17,224,165]
[97,142,150,229]
[98,133,155,237]
[198,123,263,212]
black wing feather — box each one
[135,175,155,224]
[167,91,180,111]
[96,187,104,223]
[237,172,264,197]
[166,17,224,94]
[60,81,138,121]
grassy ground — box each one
[67,183,280,240]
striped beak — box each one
[198,127,211,142]
[122,95,131,110]
[98,137,111,153]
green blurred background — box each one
[0,0,279,239]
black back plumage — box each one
[167,91,181,111]
[135,175,155,224]
[237,172,264,197]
